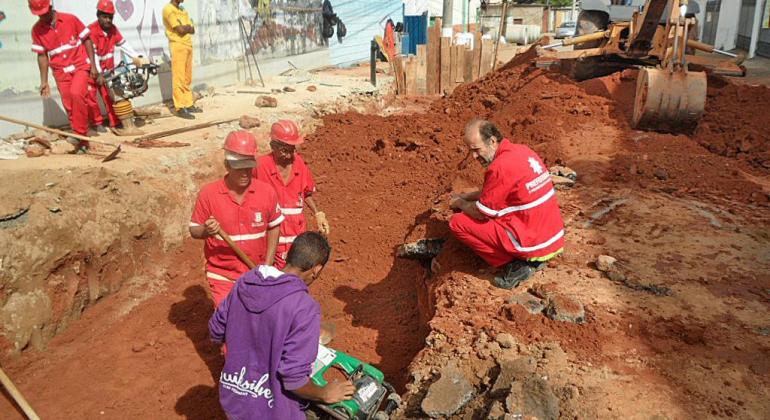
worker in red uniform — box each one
[88,0,142,134]
[190,131,283,306]
[449,119,565,289]
[30,0,99,153]
[254,119,330,270]
[29,0,98,153]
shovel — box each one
[0,364,40,420]
[0,115,122,162]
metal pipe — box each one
[749,0,763,58]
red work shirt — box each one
[88,21,125,71]
[191,178,284,281]
[476,139,565,259]
[254,153,317,245]
[31,12,91,75]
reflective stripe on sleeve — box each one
[268,214,285,228]
[476,188,556,218]
[281,207,303,215]
[279,236,297,244]
[32,44,45,53]
[79,28,90,40]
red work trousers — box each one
[54,69,92,135]
[207,277,235,308]
[449,212,519,268]
[88,81,119,127]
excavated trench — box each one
[3,57,770,418]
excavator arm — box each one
[626,0,671,56]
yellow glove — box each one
[315,211,330,235]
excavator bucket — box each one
[632,67,707,131]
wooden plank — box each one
[448,43,457,94]
[454,45,465,86]
[416,44,427,95]
[472,32,482,80]
[439,37,451,95]
[464,47,474,83]
[426,24,440,94]
[405,56,418,95]
[480,39,494,76]
[393,56,405,94]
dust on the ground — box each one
[1,53,769,420]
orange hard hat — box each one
[270,119,303,145]
[224,130,258,156]
[28,0,51,16]
[97,0,116,14]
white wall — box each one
[427,0,481,28]
[714,0,742,50]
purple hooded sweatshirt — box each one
[209,265,321,420]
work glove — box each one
[315,211,330,235]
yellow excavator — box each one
[538,0,745,131]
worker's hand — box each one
[97,74,106,86]
[315,211,330,235]
[204,217,221,237]
[90,66,99,81]
[321,379,356,404]
[39,82,51,98]
[449,195,465,210]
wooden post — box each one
[480,39,494,76]
[440,37,451,94]
[493,0,509,71]
[472,31,482,80]
[427,18,441,94]
[416,45,428,95]
[453,44,465,88]
[393,56,405,94]
[464,47,474,82]
[405,56,418,95]
[448,44,457,94]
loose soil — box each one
[2,56,769,419]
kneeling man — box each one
[449,119,565,288]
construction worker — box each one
[449,119,565,289]
[254,119,330,269]
[190,131,283,306]
[30,0,99,153]
[209,232,355,419]
[89,0,142,135]
[162,0,200,120]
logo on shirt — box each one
[528,157,544,175]
[252,211,264,227]
[220,367,275,408]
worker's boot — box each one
[493,260,546,289]
[111,117,145,136]
[65,136,89,154]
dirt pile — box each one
[694,79,770,171]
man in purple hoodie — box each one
[209,231,355,419]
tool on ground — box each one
[217,228,257,270]
[101,59,159,136]
[0,365,41,420]
[0,115,122,162]
[310,344,400,420]
[536,0,745,132]
[132,118,235,143]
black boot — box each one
[493,260,544,289]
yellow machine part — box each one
[113,99,134,119]
[632,67,707,130]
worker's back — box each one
[209,265,321,420]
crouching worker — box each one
[209,232,355,419]
[449,119,565,289]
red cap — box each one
[97,0,116,14]
[270,119,303,145]
[28,0,51,16]
[224,130,257,156]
